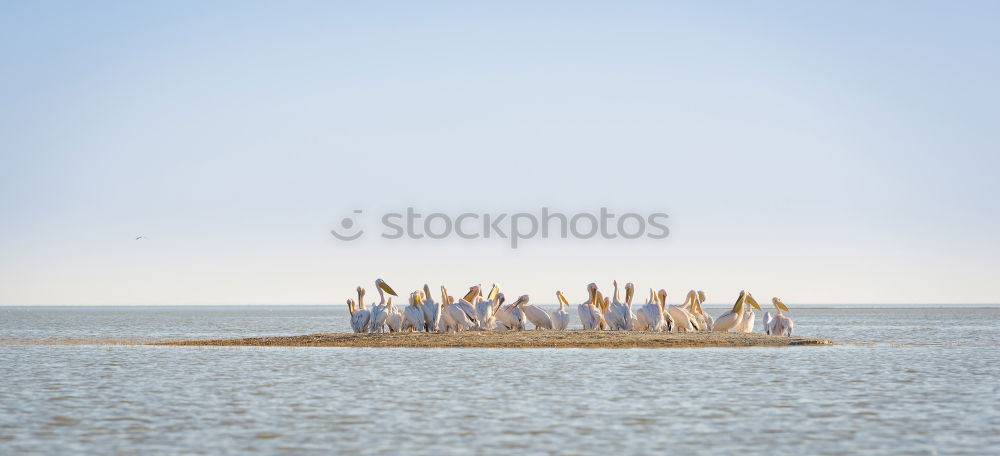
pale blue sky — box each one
[1,1,998,305]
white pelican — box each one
[624,282,637,330]
[385,297,403,332]
[346,299,363,333]
[596,290,610,330]
[736,296,756,333]
[516,295,553,330]
[493,293,525,330]
[369,279,397,333]
[401,291,425,332]
[553,291,571,330]
[349,287,371,333]
[440,285,472,332]
[713,291,761,332]
[577,283,602,330]
[695,290,713,330]
[666,290,698,332]
[476,284,502,330]
[636,288,666,331]
[453,285,481,328]
[764,297,794,336]
[682,290,711,332]
[421,284,442,332]
[605,281,629,330]
[658,289,676,332]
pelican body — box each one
[440,286,472,332]
[578,283,602,330]
[369,279,397,333]
[421,284,442,332]
[348,287,370,333]
[516,295,553,330]
[764,298,794,336]
[713,291,761,332]
[636,288,666,331]
[401,291,425,332]
[553,291,571,330]
[605,281,630,330]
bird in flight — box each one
[135,235,146,240]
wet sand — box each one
[159,331,832,348]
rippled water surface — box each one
[2,306,999,455]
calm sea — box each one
[1,306,998,455]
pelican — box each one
[605,281,630,330]
[764,297,794,336]
[658,289,675,331]
[476,284,502,330]
[453,285,481,328]
[596,290,610,330]
[624,282,637,330]
[421,284,442,332]
[682,290,711,332]
[577,283,602,329]
[401,291,425,332]
[736,295,757,333]
[695,290,713,330]
[346,299,364,333]
[553,291,571,330]
[666,290,698,332]
[348,287,371,333]
[440,285,472,332]
[494,293,525,330]
[369,279,397,333]
[713,291,761,332]
[516,295,553,330]
[636,288,666,331]
[385,297,403,332]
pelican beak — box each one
[746,293,762,311]
[733,291,746,313]
[557,292,569,307]
[625,285,634,304]
[463,286,479,302]
[774,298,789,312]
[487,284,499,301]
[377,280,398,296]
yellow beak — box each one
[378,280,397,296]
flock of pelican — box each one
[345,279,794,336]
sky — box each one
[1,1,998,305]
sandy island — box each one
[159,331,832,348]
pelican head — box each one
[346,298,356,313]
[586,283,598,304]
[512,295,529,307]
[556,291,569,309]
[356,287,366,308]
[657,289,668,309]
[772,297,789,312]
[624,282,635,305]
[375,278,398,296]
[463,285,481,303]
[732,290,747,313]
[487,283,500,301]
[745,292,762,311]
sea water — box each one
[1,306,998,454]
